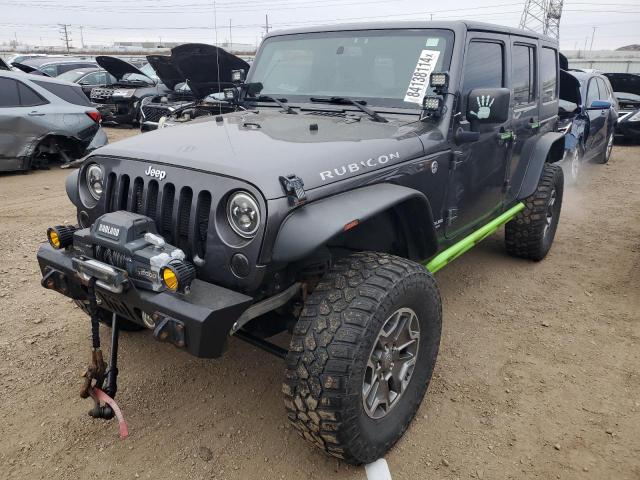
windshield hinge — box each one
[279,174,307,207]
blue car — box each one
[558,69,618,183]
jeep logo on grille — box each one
[145,166,167,181]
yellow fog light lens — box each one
[162,267,179,291]
[48,229,61,248]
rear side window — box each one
[32,80,92,106]
[512,44,536,105]
[40,65,58,76]
[540,47,557,102]
[463,41,504,93]
[0,77,20,107]
[18,81,47,106]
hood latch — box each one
[279,174,307,207]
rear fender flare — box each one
[271,184,438,263]
[513,131,565,201]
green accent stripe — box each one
[425,202,525,274]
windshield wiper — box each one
[249,95,297,114]
[309,96,387,123]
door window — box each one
[40,65,58,76]
[596,78,610,101]
[586,78,600,107]
[0,77,20,107]
[512,44,536,105]
[18,81,47,106]
[80,72,102,85]
[463,41,504,93]
[540,47,557,102]
[32,80,92,106]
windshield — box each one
[248,29,454,109]
[57,70,88,83]
[122,63,157,84]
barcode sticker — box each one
[403,49,441,105]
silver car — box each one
[0,70,108,172]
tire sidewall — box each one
[344,271,441,460]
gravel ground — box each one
[0,127,638,480]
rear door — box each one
[446,34,512,238]
[584,77,605,156]
[506,39,538,198]
[0,77,50,168]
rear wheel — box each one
[596,129,614,164]
[505,163,564,261]
[283,252,442,464]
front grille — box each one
[91,87,114,101]
[141,104,170,122]
[104,173,212,261]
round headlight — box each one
[227,191,260,238]
[85,164,104,201]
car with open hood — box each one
[0,70,107,172]
[604,72,640,142]
[557,69,618,183]
[38,20,568,465]
[90,57,168,126]
[139,44,250,131]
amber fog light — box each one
[47,225,77,249]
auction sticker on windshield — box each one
[404,49,440,105]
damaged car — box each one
[91,57,167,126]
[140,44,250,131]
[557,69,618,183]
[604,72,640,142]
[0,70,107,172]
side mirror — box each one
[587,100,611,110]
[466,88,511,124]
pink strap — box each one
[90,387,129,439]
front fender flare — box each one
[271,183,437,263]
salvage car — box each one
[57,67,117,98]
[604,72,640,142]
[38,21,566,464]
[140,44,249,131]
[15,56,97,77]
[91,57,167,126]
[0,70,106,172]
[557,69,618,183]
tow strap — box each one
[89,387,129,439]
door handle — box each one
[28,111,45,116]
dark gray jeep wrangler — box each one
[37,21,565,464]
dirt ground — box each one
[1,127,639,480]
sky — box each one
[1,0,639,51]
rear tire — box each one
[596,129,614,164]
[505,163,564,261]
[283,252,442,465]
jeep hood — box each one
[96,56,151,82]
[95,110,440,199]
[170,44,250,98]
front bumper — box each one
[37,244,253,358]
[94,102,137,126]
[615,113,640,140]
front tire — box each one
[596,129,614,164]
[505,163,564,261]
[283,252,442,464]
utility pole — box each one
[229,19,232,48]
[79,26,85,49]
[590,26,597,51]
[59,24,72,53]
[264,14,270,35]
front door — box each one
[445,35,512,239]
[584,77,606,158]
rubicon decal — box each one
[320,152,400,181]
[145,166,167,181]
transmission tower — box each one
[519,0,564,39]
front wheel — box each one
[596,129,614,164]
[283,252,442,465]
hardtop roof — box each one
[264,20,558,44]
